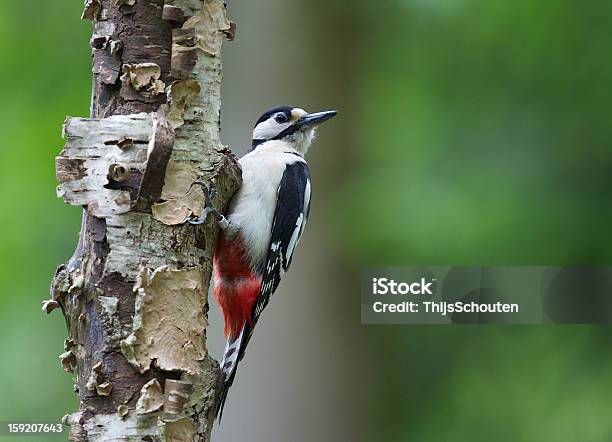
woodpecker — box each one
[192,105,337,420]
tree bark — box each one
[46,1,240,440]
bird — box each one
[191,105,337,420]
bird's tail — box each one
[216,324,252,421]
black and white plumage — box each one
[253,160,311,320]
[210,105,336,420]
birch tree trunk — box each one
[46,1,240,440]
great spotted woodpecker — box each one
[192,106,336,419]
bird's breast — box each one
[226,146,305,269]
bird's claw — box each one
[189,206,218,226]
[187,181,229,229]
[188,217,205,226]
[190,181,217,204]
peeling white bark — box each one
[57,113,154,217]
[104,213,208,279]
[50,0,241,440]
[83,414,159,441]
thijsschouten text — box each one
[371,277,519,316]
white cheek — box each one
[253,120,290,139]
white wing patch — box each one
[302,178,311,235]
[284,214,304,271]
[304,179,311,215]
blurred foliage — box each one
[1,0,612,441]
[318,1,612,441]
[0,0,89,437]
[333,0,612,265]
[368,326,612,441]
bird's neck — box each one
[248,139,305,157]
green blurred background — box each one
[1,0,612,441]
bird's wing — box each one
[252,159,311,322]
[216,159,311,421]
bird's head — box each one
[251,106,337,155]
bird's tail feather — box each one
[216,324,252,421]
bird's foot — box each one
[188,182,230,230]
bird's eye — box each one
[274,113,288,123]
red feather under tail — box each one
[213,232,262,420]
[213,233,262,340]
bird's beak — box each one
[297,110,338,128]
